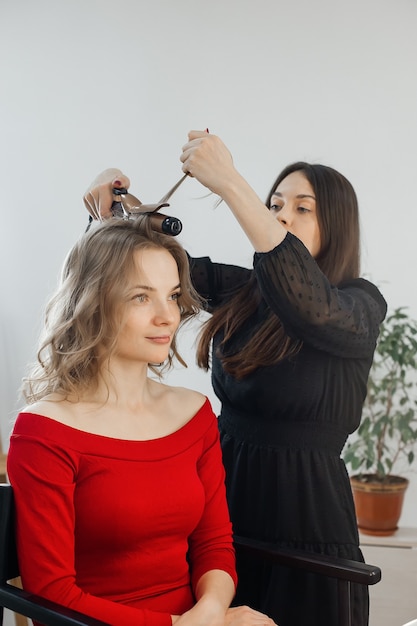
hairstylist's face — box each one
[269,171,321,258]
[116,248,181,366]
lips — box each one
[146,336,171,344]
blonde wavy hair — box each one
[23,218,203,403]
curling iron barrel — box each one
[111,188,183,236]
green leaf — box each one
[343,306,417,478]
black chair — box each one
[0,483,381,626]
[233,534,382,626]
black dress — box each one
[190,233,387,626]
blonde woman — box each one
[8,218,276,626]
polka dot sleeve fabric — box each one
[253,232,387,358]
[188,255,251,311]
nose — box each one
[276,204,291,227]
[153,300,176,325]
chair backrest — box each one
[0,484,19,584]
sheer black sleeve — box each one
[188,255,251,312]
[253,232,387,358]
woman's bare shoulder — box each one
[20,394,77,425]
[172,385,207,411]
[151,381,208,418]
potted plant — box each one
[343,306,417,536]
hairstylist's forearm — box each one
[217,170,287,253]
[181,130,286,253]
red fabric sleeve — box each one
[188,417,237,591]
[7,435,172,626]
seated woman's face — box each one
[115,248,182,365]
[269,170,321,258]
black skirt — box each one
[219,413,369,626]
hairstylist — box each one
[83,130,387,626]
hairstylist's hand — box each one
[180,130,240,197]
[83,168,130,220]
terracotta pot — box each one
[350,474,409,536]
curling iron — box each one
[110,173,188,236]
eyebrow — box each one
[271,193,316,200]
[132,283,181,291]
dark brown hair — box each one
[266,162,360,283]
[197,162,361,378]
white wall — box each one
[1,0,416,528]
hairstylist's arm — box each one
[83,168,130,220]
[180,130,287,253]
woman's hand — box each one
[180,130,240,197]
[225,606,278,625]
[171,605,277,626]
[83,168,130,220]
